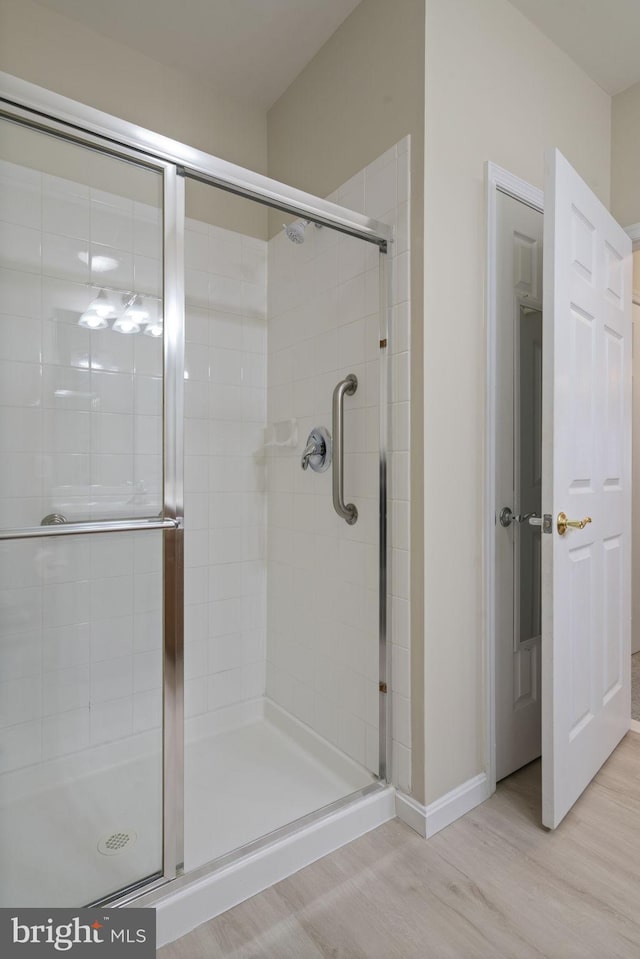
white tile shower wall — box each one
[0,156,165,777]
[265,138,411,789]
[0,159,164,528]
[183,219,267,734]
[1,149,407,790]
[0,531,163,778]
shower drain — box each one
[97,830,137,856]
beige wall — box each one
[0,0,268,237]
[268,0,426,800]
[424,0,611,803]
[267,0,424,230]
[613,87,640,656]
[611,81,640,226]
[633,252,640,656]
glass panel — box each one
[182,178,379,871]
[0,531,163,906]
[0,118,164,530]
[0,119,165,906]
[517,306,543,644]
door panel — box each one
[0,119,164,531]
[541,149,632,829]
[0,532,164,907]
[517,307,542,646]
[0,119,167,904]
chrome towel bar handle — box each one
[332,373,358,525]
[0,517,181,540]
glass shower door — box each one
[0,118,170,906]
[181,177,383,871]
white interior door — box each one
[495,191,543,781]
[542,149,632,829]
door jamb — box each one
[624,222,640,250]
[484,162,544,796]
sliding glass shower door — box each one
[180,177,384,871]
[0,118,176,906]
[0,78,392,910]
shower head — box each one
[283,218,310,244]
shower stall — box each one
[0,74,410,928]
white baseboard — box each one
[154,785,396,947]
[630,719,640,734]
[395,791,427,837]
[396,773,490,839]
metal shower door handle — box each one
[332,373,358,525]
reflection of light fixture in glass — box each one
[77,251,119,273]
[78,290,116,329]
[113,294,148,335]
[124,295,150,324]
[113,314,140,335]
[91,289,117,318]
[77,289,163,336]
[78,308,108,330]
[143,298,163,337]
[144,320,163,337]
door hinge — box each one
[379,338,387,349]
[379,681,388,694]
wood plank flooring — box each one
[159,731,640,959]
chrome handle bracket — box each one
[332,373,358,525]
[41,513,68,526]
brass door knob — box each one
[557,512,592,536]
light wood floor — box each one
[159,731,640,959]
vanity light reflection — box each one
[78,290,163,336]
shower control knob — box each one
[301,427,332,473]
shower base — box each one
[0,699,386,916]
[184,699,375,870]
[0,740,163,908]
[149,699,394,946]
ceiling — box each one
[33,0,362,109]
[508,0,640,95]
[34,1,640,108]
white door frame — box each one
[485,168,639,795]
[485,162,544,796]
[629,220,639,733]
[625,223,640,250]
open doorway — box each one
[494,189,543,781]
[486,157,633,829]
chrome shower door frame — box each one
[0,71,393,905]
[0,97,186,899]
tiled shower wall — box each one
[1,141,410,791]
[0,151,268,774]
[266,138,412,789]
[182,219,268,733]
[0,161,164,528]
[0,154,165,775]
